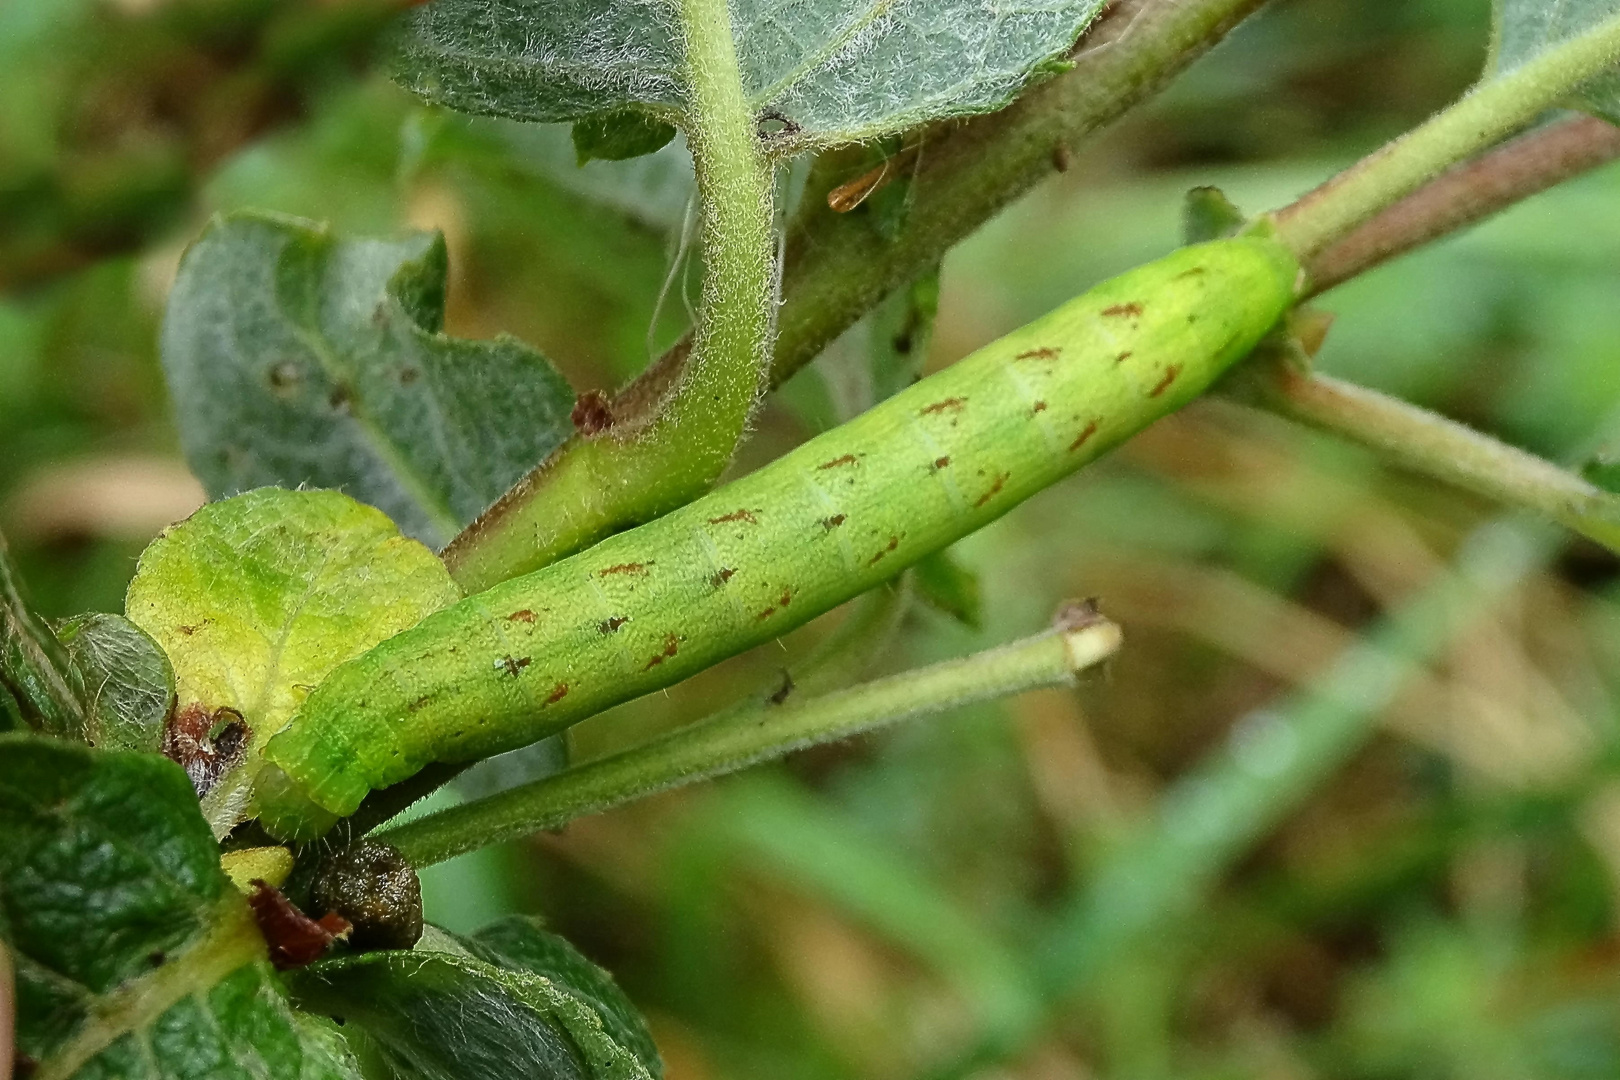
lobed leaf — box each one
[125,488,461,837]
[161,211,578,548]
[1493,0,1620,123]
[0,736,364,1080]
[391,0,1109,151]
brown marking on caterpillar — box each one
[868,535,901,565]
[709,509,758,525]
[1149,365,1181,397]
[545,682,570,705]
[817,453,859,470]
[778,588,793,608]
[769,670,795,705]
[1069,420,1099,452]
[248,881,351,970]
[920,397,966,416]
[821,514,847,530]
[1175,266,1207,279]
[407,694,433,713]
[571,390,614,435]
[1052,144,1072,173]
[506,609,536,623]
[499,655,531,678]
[711,567,735,588]
[1101,302,1143,318]
[1016,346,1060,361]
[1031,401,1048,415]
[1115,350,1133,364]
[600,562,651,576]
[932,456,951,471]
[756,606,776,621]
[598,615,629,634]
[975,473,1009,507]
[643,632,681,669]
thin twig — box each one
[1308,114,1620,294]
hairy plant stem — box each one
[379,613,1122,868]
[1275,12,1620,262]
[1306,114,1620,294]
[1224,358,1620,552]
[441,0,775,593]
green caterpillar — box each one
[254,235,1301,840]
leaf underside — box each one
[1494,0,1620,122]
[391,0,1109,151]
[161,211,577,549]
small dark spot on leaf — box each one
[817,454,859,470]
[571,389,614,434]
[399,366,421,385]
[1069,420,1099,452]
[329,384,353,414]
[920,397,966,416]
[598,615,629,634]
[268,361,302,395]
[1052,144,1072,172]
[1101,302,1143,318]
[1149,365,1181,397]
[147,950,166,967]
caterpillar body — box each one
[255,236,1300,840]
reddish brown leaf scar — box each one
[708,509,758,525]
[1149,365,1181,397]
[598,616,628,634]
[1115,350,1133,364]
[506,609,536,623]
[975,473,1009,507]
[821,514,847,530]
[817,453,859,470]
[1069,420,1099,452]
[1031,401,1048,414]
[711,567,735,587]
[920,397,966,416]
[932,456,951,470]
[545,682,570,705]
[599,562,651,576]
[1016,346,1060,361]
[1101,302,1143,318]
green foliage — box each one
[391,0,1109,151]
[54,613,173,754]
[0,531,86,738]
[1493,0,1620,121]
[124,487,460,836]
[162,213,577,547]
[573,111,681,165]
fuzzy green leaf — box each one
[1494,0,1620,122]
[390,0,1109,150]
[124,488,461,837]
[573,110,680,164]
[288,947,656,1080]
[54,614,174,755]
[0,735,364,1080]
[161,211,578,548]
[1,530,87,739]
[912,548,983,629]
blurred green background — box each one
[11,0,1620,1076]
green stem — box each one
[1274,12,1620,261]
[1305,114,1620,295]
[1226,359,1620,552]
[441,0,775,593]
[379,612,1122,867]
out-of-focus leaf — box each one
[912,548,983,629]
[0,529,86,739]
[54,613,173,754]
[161,211,577,548]
[1493,1,1620,122]
[1582,452,1620,494]
[390,0,1108,150]
[464,916,663,1077]
[288,947,657,1080]
[0,735,364,1080]
[573,110,680,165]
[125,488,461,837]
